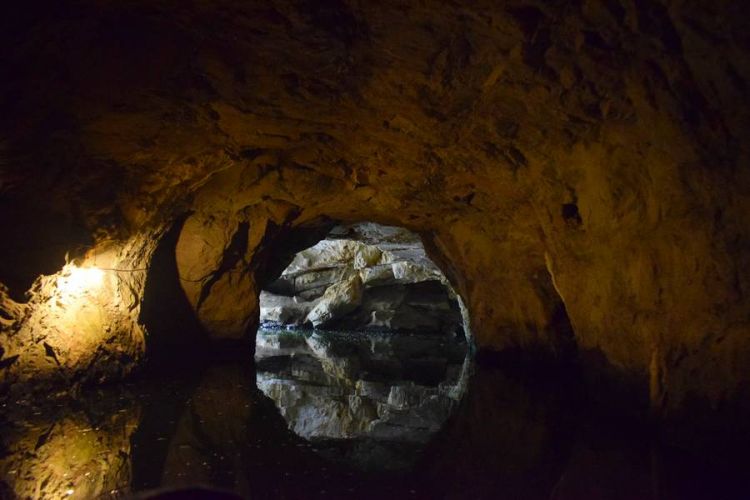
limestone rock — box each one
[391,261,442,284]
[306,275,364,328]
[359,264,396,287]
[258,291,314,326]
[260,226,465,335]
[284,240,382,275]
[354,245,382,269]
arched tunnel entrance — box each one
[1,219,746,499]
[140,218,478,471]
[253,222,473,469]
[141,212,486,362]
[141,206,578,365]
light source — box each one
[57,264,105,296]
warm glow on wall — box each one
[56,264,105,296]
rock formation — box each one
[259,223,466,335]
[0,0,748,435]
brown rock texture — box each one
[0,393,140,499]
[0,0,749,424]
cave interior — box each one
[1,0,750,498]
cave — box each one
[254,222,472,470]
[1,1,749,498]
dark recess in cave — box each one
[561,202,583,227]
[139,215,208,361]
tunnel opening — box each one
[257,221,469,340]
[254,222,473,471]
[2,0,750,495]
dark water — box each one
[0,330,748,499]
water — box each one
[255,328,470,471]
[0,330,747,499]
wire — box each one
[96,265,210,282]
[96,266,149,273]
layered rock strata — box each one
[259,223,465,335]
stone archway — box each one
[169,189,572,364]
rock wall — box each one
[258,223,465,335]
[0,0,749,423]
[0,240,151,396]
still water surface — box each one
[0,330,746,499]
[255,328,470,471]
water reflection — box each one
[0,390,139,499]
[254,328,470,470]
[1,351,748,499]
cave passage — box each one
[1,0,750,497]
[1,219,749,499]
[254,222,471,470]
[1,223,747,498]
[257,222,468,339]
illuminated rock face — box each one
[0,244,149,395]
[0,0,749,421]
[259,224,465,334]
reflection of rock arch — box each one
[254,328,474,471]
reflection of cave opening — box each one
[255,222,471,470]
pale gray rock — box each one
[258,291,314,325]
[391,261,442,284]
[359,264,395,286]
[354,245,382,269]
[305,275,364,327]
[255,329,469,450]
[261,224,465,335]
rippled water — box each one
[0,330,748,499]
